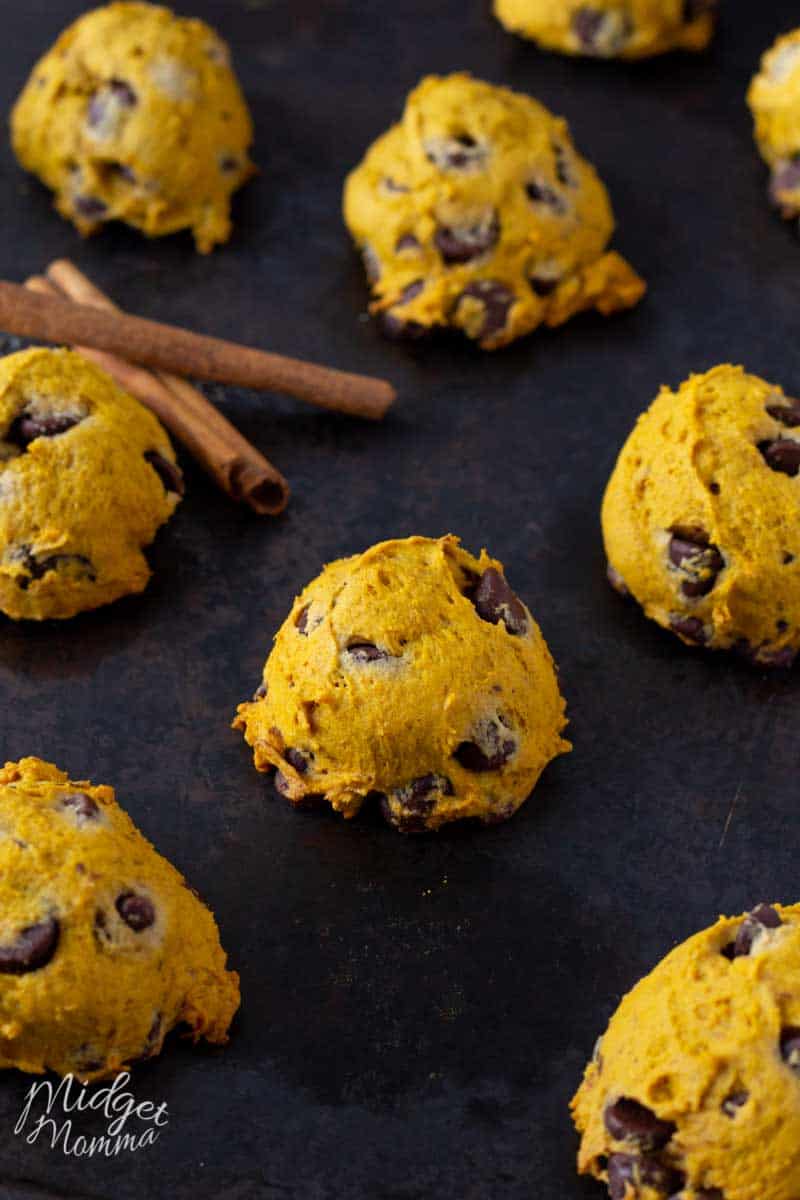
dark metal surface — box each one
[0,1,795,1196]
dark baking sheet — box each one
[0,1,796,1196]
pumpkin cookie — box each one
[343,73,645,349]
[494,1,717,59]
[233,535,570,832]
[0,347,183,621]
[11,2,255,253]
[748,30,800,227]
[573,902,800,1200]
[0,757,239,1080]
[602,364,800,666]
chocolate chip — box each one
[766,399,800,427]
[12,546,96,591]
[0,916,59,974]
[455,281,515,343]
[395,234,420,253]
[721,1090,748,1116]
[116,892,156,932]
[435,213,499,264]
[572,7,629,54]
[346,641,390,663]
[604,1099,676,1150]
[669,614,707,644]
[668,529,724,598]
[572,7,605,49]
[74,195,108,218]
[525,178,566,213]
[553,142,577,187]
[253,683,268,700]
[530,274,559,297]
[144,450,184,496]
[454,714,516,772]
[759,438,800,476]
[780,1026,800,1071]
[383,176,409,194]
[381,280,428,341]
[6,412,80,448]
[607,1154,683,1200]
[471,567,528,635]
[729,903,782,957]
[87,79,137,129]
[425,133,486,172]
[219,154,241,174]
[62,792,99,821]
[770,160,800,210]
[284,747,309,774]
[382,773,454,832]
[607,564,630,597]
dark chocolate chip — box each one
[296,605,309,634]
[530,274,559,297]
[426,133,486,171]
[284,747,309,774]
[669,615,707,644]
[253,683,268,700]
[0,916,60,974]
[455,280,514,343]
[780,1026,800,1072]
[607,1153,683,1200]
[573,7,606,50]
[471,567,528,635]
[730,903,782,957]
[6,412,79,448]
[116,892,156,932]
[435,213,499,265]
[454,715,516,772]
[525,178,566,213]
[144,450,185,496]
[381,280,428,341]
[219,154,241,174]
[395,234,421,253]
[721,1090,748,1116]
[62,792,99,821]
[74,195,108,218]
[759,438,800,476]
[770,160,800,209]
[766,399,800,427]
[384,773,454,832]
[668,530,724,598]
[87,79,137,129]
[553,142,577,187]
[604,1098,676,1150]
[346,641,390,663]
[13,546,96,591]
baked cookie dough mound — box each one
[748,30,800,226]
[11,2,255,253]
[342,74,645,350]
[494,0,716,58]
[0,347,183,621]
[0,757,239,1080]
[234,535,570,832]
[602,364,800,667]
[572,902,800,1200]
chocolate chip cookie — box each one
[11,2,255,253]
[748,29,800,228]
[494,1,718,59]
[602,364,800,666]
[0,347,183,620]
[233,535,570,831]
[343,73,645,349]
[0,757,239,1080]
[573,902,800,1200]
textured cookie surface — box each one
[0,347,183,621]
[234,535,570,832]
[602,364,800,666]
[748,30,800,224]
[0,757,239,1080]
[342,73,644,349]
[572,902,800,1200]
[494,0,716,58]
[11,1,254,252]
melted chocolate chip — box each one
[455,281,515,343]
[525,178,566,213]
[572,7,606,49]
[74,195,108,219]
[435,213,499,264]
[116,892,156,932]
[0,916,60,974]
[87,79,137,129]
[669,615,707,644]
[144,450,185,496]
[471,568,528,635]
[395,233,421,253]
[381,280,429,341]
[253,683,268,700]
[729,903,782,957]
[607,1153,683,1200]
[6,412,80,448]
[382,774,454,832]
[454,715,516,772]
[346,641,390,663]
[759,438,800,476]
[284,747,309,774]
[721,1090,748,1116]
[530,274,559,297]
[604,1098,676,1150]
[668,530,724,598]
[62,792,99,821]
[13,546,96,591]
[780,1026,800,1071]
[425,133,486,172]
[766,398,800,427]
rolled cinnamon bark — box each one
[25,268,290,516]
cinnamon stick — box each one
[25,271,290,516]
[0,276,395,420]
